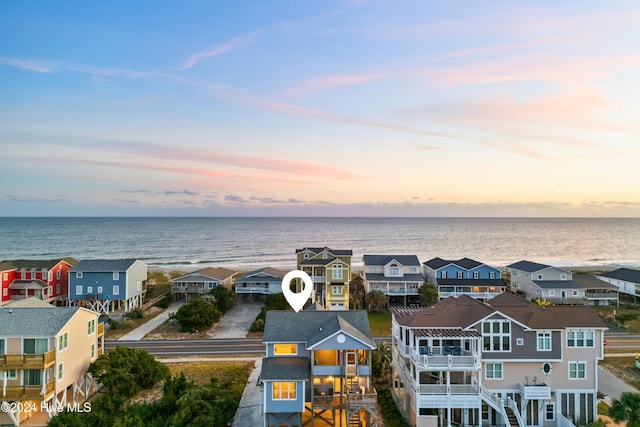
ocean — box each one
[0,217,638,271]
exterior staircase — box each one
[505,407,519,427]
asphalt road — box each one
[605,333,640,352]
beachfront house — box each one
[235,267,287,302]
[68,259,147,316]
[171,267,237,302]
[595,268,640,300]
[572,274,619,307]
[260,308,379,427]
[296,247,352,310]
[0,258,77,306]
[423,257,505,301]
[362,255,423,306]
[391,293,606,427]
[507,261,586,304]
[0,299,104,426]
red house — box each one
[0,258,77,305]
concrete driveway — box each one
[208,302,263,339]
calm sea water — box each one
[0,217,638,271]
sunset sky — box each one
[2,1,639,216]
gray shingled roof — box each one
[423,257,484,270]
[506,260,552,272]
[364,273,424,282]
[532,280,582,289]
[295,247,353,256]
[237,267,287,281]
[0,258,77,271]
[306,315,375,349]
[71,259,139,272]
[261,357,310,381]
[598,268,640,284]
[263,310,374,348]
[0,307,81,336]
[572,274,618,290]
[363,255,420,266]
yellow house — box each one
[0,299,104,426]
[296,247,352,310]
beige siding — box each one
[55,308,100,391]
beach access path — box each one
[117,300,186,341]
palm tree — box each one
[610,392,640,427]
[372,341,392,387]
[366,289,388,311]
[350,273,366,310]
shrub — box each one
[108,319,121,330]
[209,286,234,313]
[174,298,221,333]
[125,307,144,320]
[155,294,173,309]
[377,388,410,427]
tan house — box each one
[296,247,352,310]
[391,293,606,427]
[171,267,237,301]
[0,299,104,425]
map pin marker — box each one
[282,270,313,312]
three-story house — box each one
[423,257,505,301]
[363,255,423,306]
[391,293,606,427]
[260,308,378,426]
[296,247,352,310]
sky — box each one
[1,1,639,217]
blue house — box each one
[423,257,505,300]
[68,259,147,315]
[260,308,379,427]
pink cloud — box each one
[283,73,387,98]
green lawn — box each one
[368,309,392,336]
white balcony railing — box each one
[419,384,478,394]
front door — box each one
[346,351,357,377]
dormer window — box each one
[537,274,543,280]
[389,264,399,276]
[560,274,567,280]
[322,252,328,259]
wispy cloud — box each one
[163,189,199,196]
[0,57,56,73]
[179,31,260,70]
[283,73,387,98]
[5,194,70,203]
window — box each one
[567,330,594,347]
[332,286,343,295]
[569,361,586,379]
[549,290,555,297]
[90,344,95,359]
[457,271,463,279]
[48,271,52,281]
[474,271,479,279]
[57,363,64,381]
[58,332,68,351]
[24,339,48,354]
[25,369,41,386]
[332,264,343,280]
[76,272,83,278]
[113,272,119,280]
[572,290,578,297]
[56,270,61,280]
[490,272,495,279]
[87,286,93,294]
[2,288,6,296]
[304,253,309,259]
[560,274,567,280]
[113,285,120,295]
[88,319,96,335]
[546,403,555,421]
[274,344,297,355]
[441,271,447,279]
[542,362,552,375]
[322,252,328,259]
[537,331,552,351]
[273,382,296,400]
[389,264,399,276]
[2,273,6,280]
[7,369,17,380]
[537,274,543,280]
[76,285,82,295]
[516,338,524,346]
[485,362,503,379]
[56,284,61,294]
[0,339,4,354]
[483,319,511,352]
[97,286,103,293]
[208,282,215,289]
